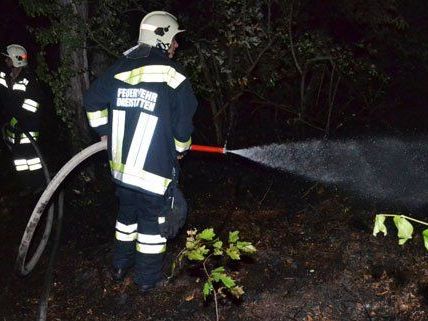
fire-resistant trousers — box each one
[113,186,166,286]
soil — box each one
[1,146,428,321]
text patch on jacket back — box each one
[116,88,158,112]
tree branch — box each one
[288,1,302,75]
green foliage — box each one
[20,0,80,128]
[373,214,388,236]
[423,230,428,250]
[19,0,141,146]
[19,0,428,144]
[373,214,428,250]
[178,0,405,142]
[228,231,240,243]
[393,216,414,245]
[339,0,408,32]
[174,228,256,302]
[179,0,271,143]
[199,228,216,241]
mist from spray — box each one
[230,137,428,206]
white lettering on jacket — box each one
[116,88,158,111]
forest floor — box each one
[1,148,428,321]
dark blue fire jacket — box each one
[84,46,197,195]
[0,69,42,145]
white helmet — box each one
[138,11,184,50]
[3,44,28,67]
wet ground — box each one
[1,146,428,321]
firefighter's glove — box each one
[158,183,187,239]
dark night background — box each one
[1,1,428,321]
[0,1,38,64]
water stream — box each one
[230,137,428,206]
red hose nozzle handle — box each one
[190,144,226,154]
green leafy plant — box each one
[172,228,256,321]
[373,214,428,249]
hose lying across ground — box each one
[16,140,107,276]
[36,190,64,321]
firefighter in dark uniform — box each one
[0,44,44,193]
[84,11,197,293]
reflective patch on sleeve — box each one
[12,78,29,91]
[13,84,26,91]
[174,137,192,152]
[22,99,39,113]
[87,109,108,127]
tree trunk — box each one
[60,0,91,151]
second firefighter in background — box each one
[84,11,197,293]
[0,44,44,193]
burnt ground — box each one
[1,147,428,321]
